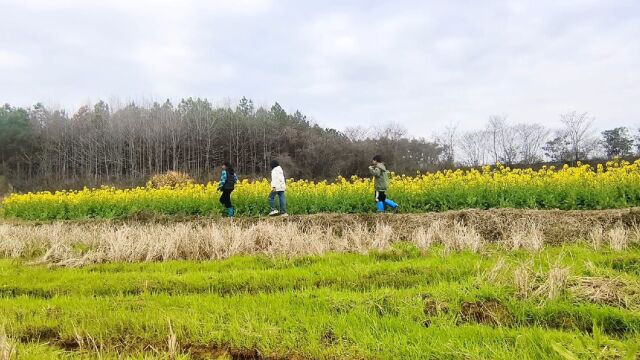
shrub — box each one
[149,171,194,188]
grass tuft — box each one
[0,327,16,360]
[608,224,629,251]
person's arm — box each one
[369,165,381,177]
[219,170,227,190]
[277,168,285,188]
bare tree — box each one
[375,122,407,141]
[344,126,371,142]
[486,115,507,164]
[485,115,525,165]
[435,124,458,166]
[459,130,489,166]
[560,111,597,162]
[498,124,521,165]
[514,123,549,164]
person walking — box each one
[218,161,238,217]
[369,155,399,213]
[268,160,288,216]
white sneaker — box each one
[269,210,280,216]
[281,213,289,217]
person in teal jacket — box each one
[368,155,399,213]
[218,161,238,217]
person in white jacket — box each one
[268,160,288,216]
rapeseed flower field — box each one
[3,160,640,220]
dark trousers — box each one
[219,189,233,208]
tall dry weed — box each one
[514,264,532,299]
[485,257,506,283]
[0,328,16,360]
[345,223,372,254]
[509,222,544,251]
[534,260,570,299]
[167,321,179,360]
[547,266,569,299]
[372,222,394,250]
[608,224,628,251]
[589,226,604,250]
[630,222,640,246]
[444,221,484,254]
[413,219,447,250]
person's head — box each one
[270,160,280,169]
[372,155,383,165]
[222,161,234,174]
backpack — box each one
[223,172,238,190]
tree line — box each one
[0,98,443,191]
[447,112,639,167]
[1,98,637,191]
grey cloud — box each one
[0,0,638,136]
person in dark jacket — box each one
[369,155,398,213]
[218,161,238,217]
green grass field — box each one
[1,241,639,359]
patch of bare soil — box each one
[183,344,303,360]
[422,295,450,327]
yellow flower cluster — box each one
[3,160,640,220]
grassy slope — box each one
[1,245,639,359]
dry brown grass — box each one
[514,263,533,299]
[2,209,640,266]
[546,266,570,299]
[0,219,492,265]
[532,262,570,299]
[273,207,640,246]
[444,221,484,254]
[589,226,604,250]
[71,326,103,357]
[484,257,506,284]
[149,171,194,188]
[413,219,446,250]
[0,328,15,360]
[509,259,640,307]
[570,277,636,308]
[1,221,395,266]
[608,223,629,251]
[167,321,179,360]
[4,207,634,239]
[630,223,640,246]
[509,222,545,251]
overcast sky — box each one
[1,0,639,136]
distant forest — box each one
[0,97,638,191]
